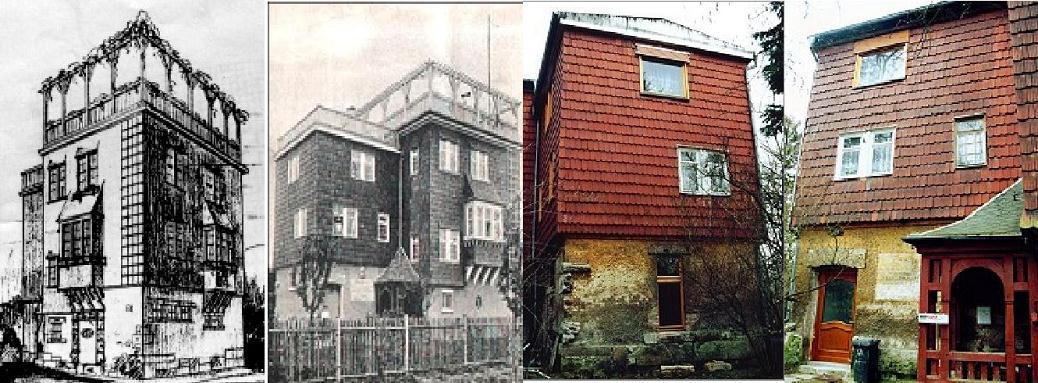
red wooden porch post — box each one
[1003,258,1016,383]
[940,258,951,380]
[918,257,930,382]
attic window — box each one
[856,45,906,87]
[640,57,688,99]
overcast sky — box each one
[786,0,939,124]
[0,0,266,299]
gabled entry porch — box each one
[907,180,1038,382]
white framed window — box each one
[288,155,300,183]
[465,201,504,241]
[470,150,490,181]
[439,140,459,174]
[857,45,907,87]
[333,206,358,238]
[677,148,730,196]
[410,149,420,177]
[350,150,376,182]
[164,149,176,185]
[955,116,987,168]
[835,129,896,179]
[344,208,358,238]
[640,56,687,98]
[441,289,454,313]
[410,236,420,262]
[439,229,460,263]
[377,213,390,243]
[293,208,307,238]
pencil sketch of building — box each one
[0,7,264,380]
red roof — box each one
[530,25,759,242]
[795,8,1020,226]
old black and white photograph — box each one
[0,1,267,381]
[266,3,522,383]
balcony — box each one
[20,164,43,196]
[43,78,241,160]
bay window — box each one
[465,201,504,241]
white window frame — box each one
[676,147,730,196]
[834,128,896,180]
[351,150,376,182]
[410,235,420,262]
[470,150,490,182]
[377,213,390,243]
[464,201,504,241]
[439,229,460,263]
[954,115,987,168]
[441,289,454,313]
[410,149,420,177]
[439,140,459,174]
[334,207,358,238]
[288,155,300,183]
[293,208,307,238]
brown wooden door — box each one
[811,268,857,364]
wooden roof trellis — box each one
[37,10,249,123]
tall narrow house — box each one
[271,62,521,321]
[20,12,249,378]
[790,2,1038,381]
[524,12,760,374]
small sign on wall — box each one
[918,313,949,324]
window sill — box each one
[679,190,730,197]
[640,91,689,101]
[833,172,893,181]
[955,163,986,170]
[854,77,905,89]
[441,309,454,314]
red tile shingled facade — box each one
[532,26,759,242]
[1010,2,1038,227]
[796,8,1021,225]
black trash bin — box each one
[851,336,881,383]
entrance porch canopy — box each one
[905,179,1038,382]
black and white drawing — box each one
[0,2,266,381]
[267,4,522,382]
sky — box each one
[0,0,267,300]
[522,1,779,131]
[785,0,939,124]
[267,3,523,262]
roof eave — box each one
[559,18,754,60]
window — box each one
[470,150,490,181]
[835,129,896,179]
[61,218,94,263]
[677,148,730,196]
[641,57,687,98]
[410,149,420,176]
[351,150,376,182]
[439,140,459,173]
[164,149,176,185]
[410,236,420,262]
[202,168,215,200]
[656,257,684,329]
[48,162,65,202]
[465,201,504,241]
[439,229,460,263]
[47,317,65,343]
[204,311,226,331]
[377,213,390,243]
[856,45,906,87]
[343,208,358,238]
[441,290,454,313]
[78,150,99,191]
[294,208,307,238]
[287,155,300,183]
[148,298,194,323]
[955,116,987,167]
[333,205,344,235]
[47,257,57,288]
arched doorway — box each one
[952,267,1005,353]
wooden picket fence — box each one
[269,316,512,382]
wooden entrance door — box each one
[812,268,857,364]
